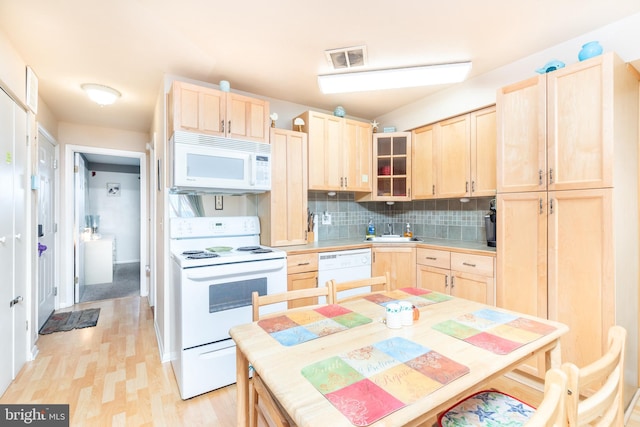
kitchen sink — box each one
[364,235,422,243]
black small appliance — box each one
[484,199,496,247]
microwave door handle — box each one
[249,154,256,186]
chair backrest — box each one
[562,325,626,427]
[252,287,334,321]
[526,368,568,427]
[329,272,391,303]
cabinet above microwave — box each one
[168,81,270,144]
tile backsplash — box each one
[308,191,494,243]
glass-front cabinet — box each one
[373,132,412,201]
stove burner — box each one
[182,250,204,255]
[250,248,273,254]
[185,252,220,259]
[236,246,262,251]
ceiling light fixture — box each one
[317,62,472,94]
[81,83,121,105]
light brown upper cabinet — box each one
[371,132,412,201]
[169,81,270,143]
[295,110,372,192]
[497,53,622,193]
[412,106,496,199]
[411,124,436,199]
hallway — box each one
[79,262,140,303]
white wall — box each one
[377,12,640,131]
[88,170,141,263]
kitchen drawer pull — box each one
[297,262,310,266]
[425,256,437,260]
[462,262,476,267]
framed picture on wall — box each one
[107,182,121,196]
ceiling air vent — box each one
[325,46,367,70]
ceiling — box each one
[2,0,640,134]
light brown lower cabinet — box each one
[371,246,416,290]
[286,252,318,309]
[416,248,495,305]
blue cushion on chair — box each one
[438,390,535,427]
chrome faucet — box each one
[386,222,393,235]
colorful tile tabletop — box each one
[432,308,557,355]
[257,304,372,346]
[301,337,469,426]
[363,287,451,308]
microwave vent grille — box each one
[172,130,270,155]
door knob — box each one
[38,242,48,257]
[9,296,23,307]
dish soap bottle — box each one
[366,219,376,238]
[404,222,413,238]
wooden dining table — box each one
[229,290,569,427]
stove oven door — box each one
[179,257,287,349]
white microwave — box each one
[171,130,271,194]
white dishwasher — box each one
[317,248,372,302]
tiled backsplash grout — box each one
[308,191,495,242]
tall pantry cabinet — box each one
[496,52,639,405]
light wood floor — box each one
[2,295,639,426]
[0,296,238,426]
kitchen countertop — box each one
[280,237,496,257]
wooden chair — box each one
[328,272,391,303]
[438,368,568,426]
[562,325,626,427]
[251,286,334,322]
[250,287,334,427]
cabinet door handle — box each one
[228,120,231,133]
[221,120,225,133]
[539,169,543,186]
[451,276,455,289]
[462,262,476,267]
[549,198,554,214]
[444,276,448,288]
[465,181,469,192]
[344,177,348,187]
[539,198,543,214]
[432,184,435,195]
[340,177,344,187]
[471,181,476,192]
[549,168,554,184]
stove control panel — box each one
[170,216,260,239]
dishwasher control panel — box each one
[318,249,372,270]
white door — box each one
[12,100,28,376]
[0,88,28,395]
[37,129,57,329]
[0,88,15,395]
[74,153,87,303]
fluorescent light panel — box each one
[317,62,472,94]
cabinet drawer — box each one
[287,252,318,274]
[416,248,450,269]
[451,252,494,277]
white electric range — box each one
[169,216,287,399]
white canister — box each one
[399,301,414,326]
[385,303,402,329]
